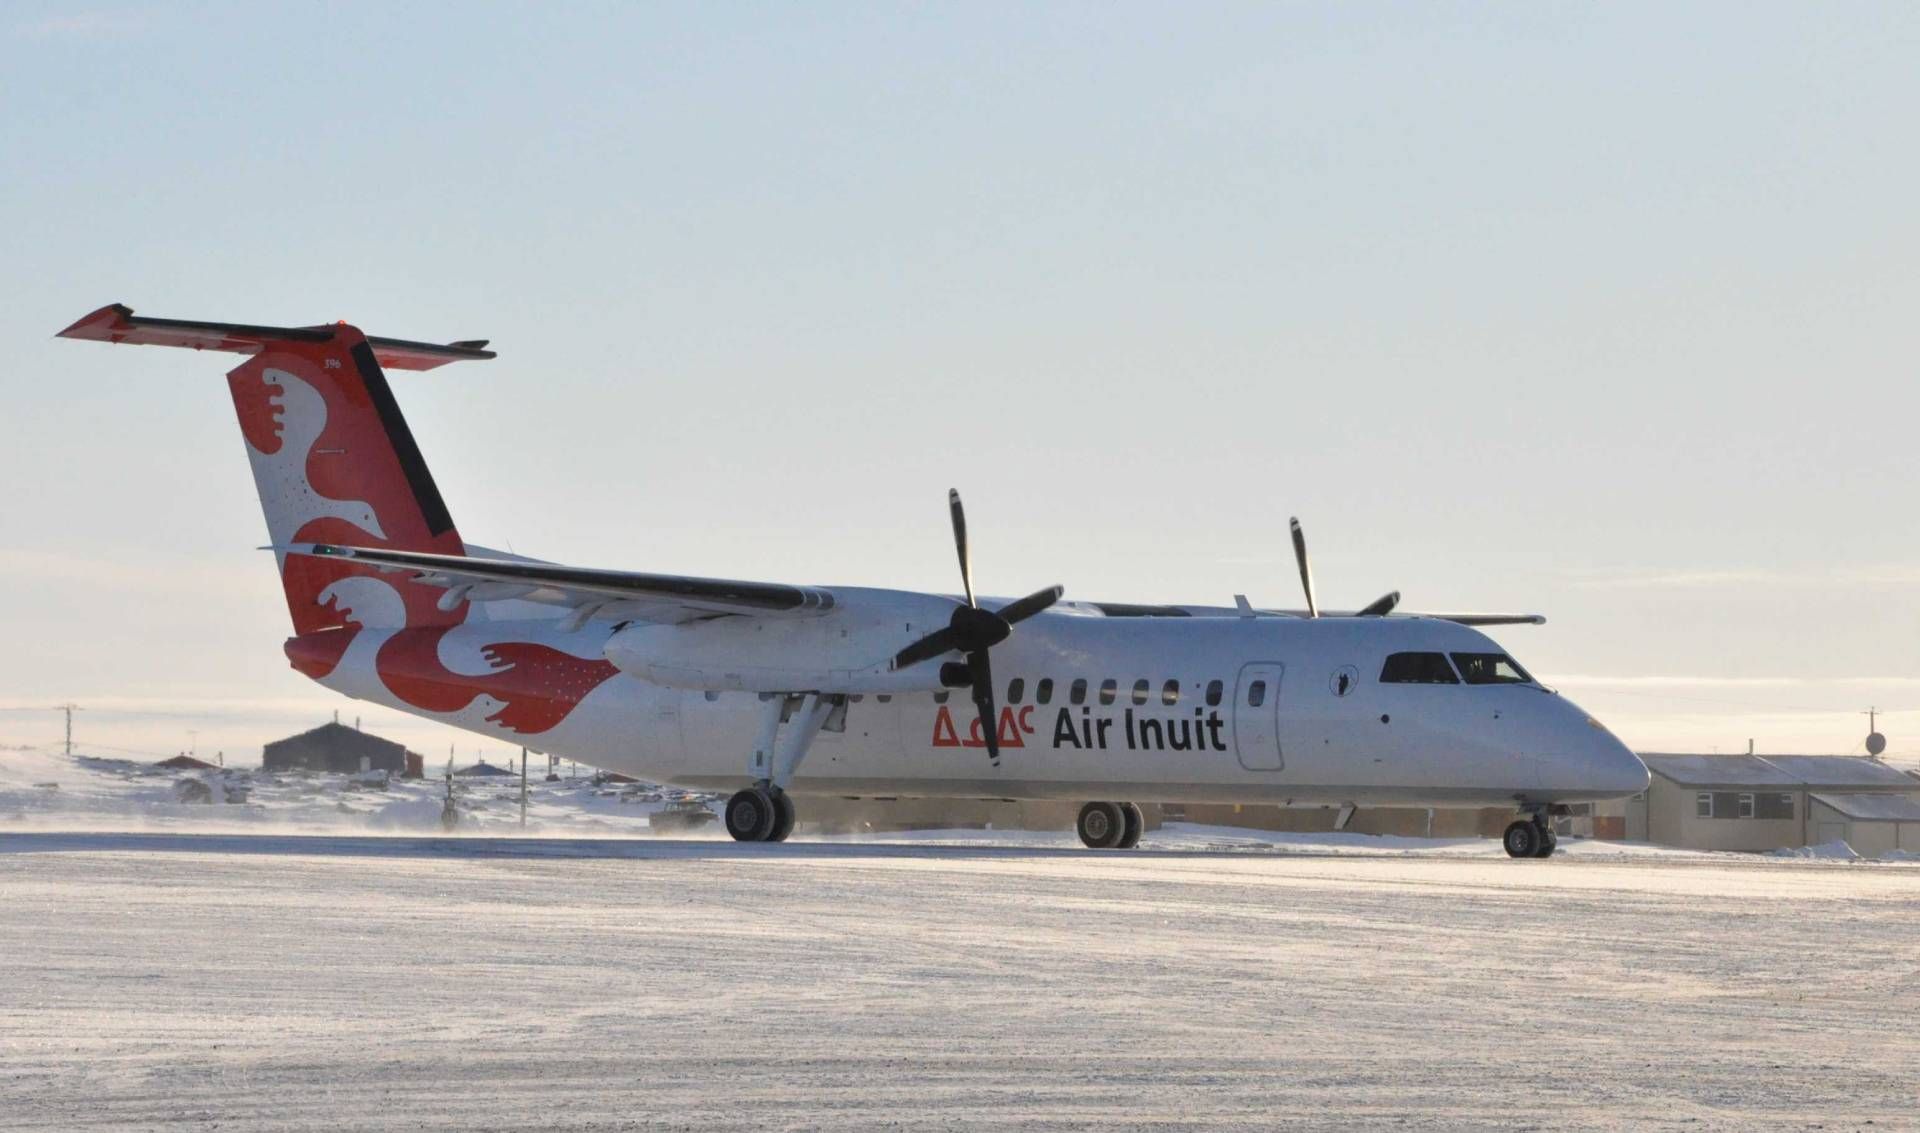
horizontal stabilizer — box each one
[56,303,494,371]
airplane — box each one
[57,303,1649,858]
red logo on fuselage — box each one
[931,704,1035,749]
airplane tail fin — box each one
[58,304,492,637]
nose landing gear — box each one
[1077,801,1144,849]
[1502,813,1559,858]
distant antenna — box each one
[1864,707,1887,758]
[52,703,82,757]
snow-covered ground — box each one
[5,751,1919,1128]
[2,829,1916,1131]
[0,749,694,837]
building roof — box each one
[1641,754,1800,787]
[1759,755,1916,788]
[266,721,405,755]
[1810,792,1920,822]
[155,754,219,770]
[1643,753,1915,790]
[454,760,516,777]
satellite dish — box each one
[1866,732,1887,757]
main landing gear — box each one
[1502,813,1559,859]
[726,691,838,843]
[726,784,796,843]
[1077,801,1143,849]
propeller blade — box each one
[891,626,960,671]
[1288,517,1318,618]
[997,585,1064,625]
[1354,591,1400,617]
[967,648,999,764]
[948,488,975,608]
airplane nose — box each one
[1588,726,1650,797]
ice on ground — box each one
[0,831,1915,1131]
[1771,839,1862,860]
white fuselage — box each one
[312,594,1650,810]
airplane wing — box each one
[279,543,834,627]
[1259,608,1546,626]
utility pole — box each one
[187,729,198,757]
[520,746,529,828]
[52,704,82,757]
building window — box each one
[1162,680,1180,706]
[1070,679,1088,705]
[1036,678,1054,705]
[1007,678,1025,705]
[1131,679,1149,706]
[877,694,892,703]
[1099,679,1117,706]
[1756,793,1794,819]
[1205,679,1223,707]
[1248,680,1267,708]
[1738,793,1755,819]
[1696,793,1713,818]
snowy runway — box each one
[2,833,1915,1131]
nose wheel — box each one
[1502,816,1558,858]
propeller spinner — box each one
[890,490,1063,765]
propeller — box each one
[1289,516,1399,617]
[890,490,1064,765]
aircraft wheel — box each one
[767,790,796,843]
[1533,826,1558,858]
[1077,802,1126,849]
[726,786,778,842]
[1116,802,1144,849]
[1502,819,1540,859]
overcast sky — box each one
[2,3,1915,766]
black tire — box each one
[1116,802,1144,849]
[726,787,777,842]
[1502,819,1539,859]
[767,790,796,843]
[1078,802,1126,849]
[1534,826,1558,858]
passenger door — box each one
[1233,662,1285,771]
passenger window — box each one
[1007,678,1025,704]
[1070,678,1088,705]
[1205,679,1223,707]
[876,694,892,703]
[1247,680,1267,708]
[1162,680,1179,706]
[1379,652,1460,685]
[933,690,950,703]
[1036,678,1054,705]
[1099,679,1117,706]
[1131,679,1149,706]
[1449,652,1532,685]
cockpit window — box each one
[1450,653,1533,685]
[1379,652,1460,685]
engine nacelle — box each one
[602,588,960,694]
